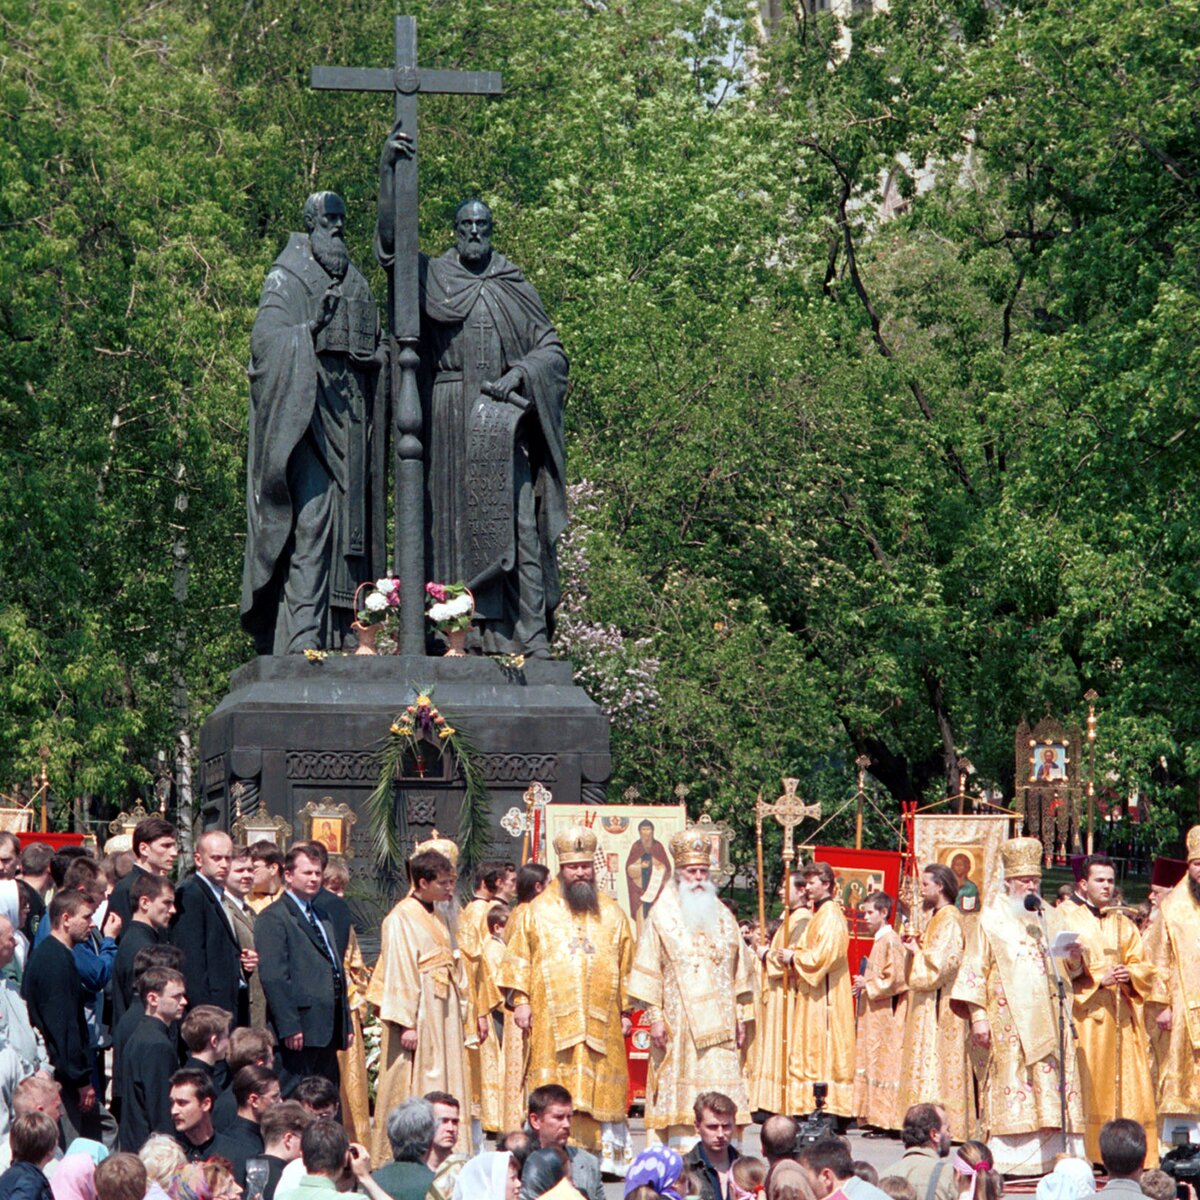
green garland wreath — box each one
[366,687,491,881]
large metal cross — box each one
[311,18,502,654]
[757,777,821,866]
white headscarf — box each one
[0,881,28,972]
[1034,1158,1096,1200]
[452,1152,513,1200]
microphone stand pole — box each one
[1031,896,1077,1153]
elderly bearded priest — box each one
[628,827,755,1147]
[950,837,1085,1175]
[498,825,634,1174]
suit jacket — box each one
[116,1015,178,1151]
[170,874,243,1017]
[316,888,352,959]
[111,921,164,1034]
[254,893,348,1050]
[223,896,267,1028]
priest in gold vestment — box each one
[950,836,1085,1176]
[628,828,755,1145]
[498,824,635,1174]
[366,838,476,1164]
[1145,827,1200,1146]
[1057,854,1157,1167]
[748,875,809,1115]
[787,861,855,1116]
[895,864,973,1141]
[852,891,908,1132]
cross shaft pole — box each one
[311,18,502,654]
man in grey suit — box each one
[253,845,348,1086]
[1098,1119,1147,1198]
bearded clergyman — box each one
[1145,825,1200,1146]
[241,190,388,654]
[498,825,634,1174]
[950,836,1085,1175]
[628,827,755,1146]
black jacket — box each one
[0,1163,52,1200]
[116,1015,179,1151]
[212,1115,264,1186]
[170,874,243,1016]
[21,937,90,1088]
[111,921,165,1033]
[108,865,153,938]
[683,1142,741,1200]
[253,893,347,1049]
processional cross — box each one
[757,777,821,872]
[311,19,503,654]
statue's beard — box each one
[677,878,720,933]
[1189,876,1200,907]
[562,877,599,915]
[311,226,349,280]
[457,235,491,266]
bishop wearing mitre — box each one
[498,824,635,1175]
[628,826,755,1146]
[367,833,476,1163]
[950,836,1084,1176]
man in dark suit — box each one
[111,873,174,1033]
[294,840,352,960]
[254,845,349,1086]
[116,967,188,1151]
[212,1064,280,1185]
[170,831,244,1023]
[108,817,179,935]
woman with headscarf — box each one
[0,880,29,983]
[166,1162,241,1200]
[623,1147,685,1200]
[521,1148,583,1200]
[49,1154,98,1200]
[451,1151,519,1200]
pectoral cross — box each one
[757,777,821,867]
[311,19,502,654]
[568,935,596,955]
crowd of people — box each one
[0,816,1197,1200]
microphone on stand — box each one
[1024,893,1043,913]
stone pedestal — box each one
[198,655,610,875]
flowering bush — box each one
[424,581,474,633]
[356,577,400,627]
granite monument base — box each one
[198,655,610,881]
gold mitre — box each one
[1000,836,1043,879]
[1187,825,1200,863]
[553,824,597,864]
[669,827,712,869]
[411,828,459,869]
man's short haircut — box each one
[133,817,177,857]
[863,891,892,916]
[0,831,19,858]
[797,1137,854,1181]
[853,1163,879,1186]
[249,841,284,870]
[385,1097,435,1162]
[132,943,186,983]
[49,846,90,887]
[233,1063,278,1108]
[1140,1170,1177,1200]
[760,1114,799,1161]
[800,861,835,889]
[923,863,959,904]
[409,849,453,887]
[284,843,322,873]
[498,1130,534,1171]
[12,1075,60,1116]
[487,905,509,934]
[227,1027,275,1074]
[169,1068,216,1107]
[131,871,174,908]
[879,1179,918,1200]
[180,1006,231,1052]
[693,1091,737,1122]
[423,1091,460,1109]
[901,1104,944,1149]
[476,862,507,892]
[9,1111,59,1164]
[260,1101,314,1147]
[20,843,54,876]
[300,1118,349,1173]
[139,966,186,1003]
[95,1154,149,1200]
[299,840,329,870]
[1081,854,1115,881]
[1099,1118,1147,1177]
[293,1075,340,1111]
[229,844,253,864]
[516,863,549,904]
[62,857,102,892]
[1056,883,1076,902]
[528,1084,572,1117]
[49,888,92,925]
[323,856,350,890]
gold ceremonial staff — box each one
[756,778,820,1112]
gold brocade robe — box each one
[853,926,908,1131]
[950,900,1083,1140]
[628,884,755,1130]
[366,897,474,1163]
[459,897,494,1125]
[790,898,855,1116]
[337,927,372,1145]
[895,904,973,1141]
[1056,898,1158,1166]
[748,912,808,1114]
[1146,878,1200,1116]
[475,934,507,1132]
[497,879,633,1123]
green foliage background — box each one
[1,0,1197,863]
